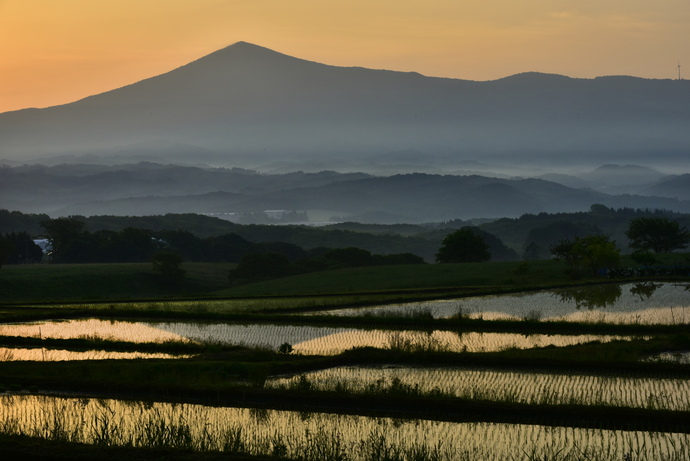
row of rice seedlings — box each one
[0,320,635,355]
[313,282,690,325]
[553,306,690,326]
[267,366,690,411]
[0,347,191,361]
[0,394,688,460]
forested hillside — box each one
[3,206,690,265]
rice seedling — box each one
[267,366,690,411]
[0,395,689,460]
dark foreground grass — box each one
[0,433,276,461]
[215,259,578,297]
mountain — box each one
[581,164,668,186]
[642,174,690,200]
[1,42,689,172]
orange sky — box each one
[1,0,688,113]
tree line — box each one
[2,217,421,272]
[548,216,690,277]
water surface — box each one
[314,282,690,325]
[0,319,632,355]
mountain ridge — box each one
[1,41,689,171]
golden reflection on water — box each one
[0,394,687,460]
[293,330,629,355]
[0,320,628,356]
[0,319,191,343]
[268,366,690,411]
[0,347,190,361]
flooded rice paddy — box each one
[0,347,189,361]
[268,366,690,411]
[1,283,689,459]
[0,394,687,461]
[0,319,631,356]
[315,282,690,325]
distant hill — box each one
[1,42,689,172]
[642,174,690,200]
[2,163,689,222]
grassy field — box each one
[0,258,613,304]
[0,262,235,302]
[2,254,687,303]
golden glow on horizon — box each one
[1,0,688,112]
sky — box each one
[1,0,688,113]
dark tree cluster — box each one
[37,218,425,284]
[481,204,690,259]
[0,232,44,267]
[549,234,621,277]
[625,217,690,254]
[435,227,491,263]
[39,217,311,264]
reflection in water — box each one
[0,319,191,344]
[267,330,628,355]
[0,347,190,361]
[0,320,630,356]
[312,283,690,325]
[0,395,687,460]
[553,284,622,310]
[268,366,690,411]
[630,282,663,301]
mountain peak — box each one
[162,41,321,81]
[191,41,302,66]
[217,41,280,55]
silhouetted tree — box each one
[436,227,491,263]
[0,236,15,269]
[626,217,690,253]
[550,235,620,277]
[40,217,89,262]
[2,232,43,264]
[524,221,602,260]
